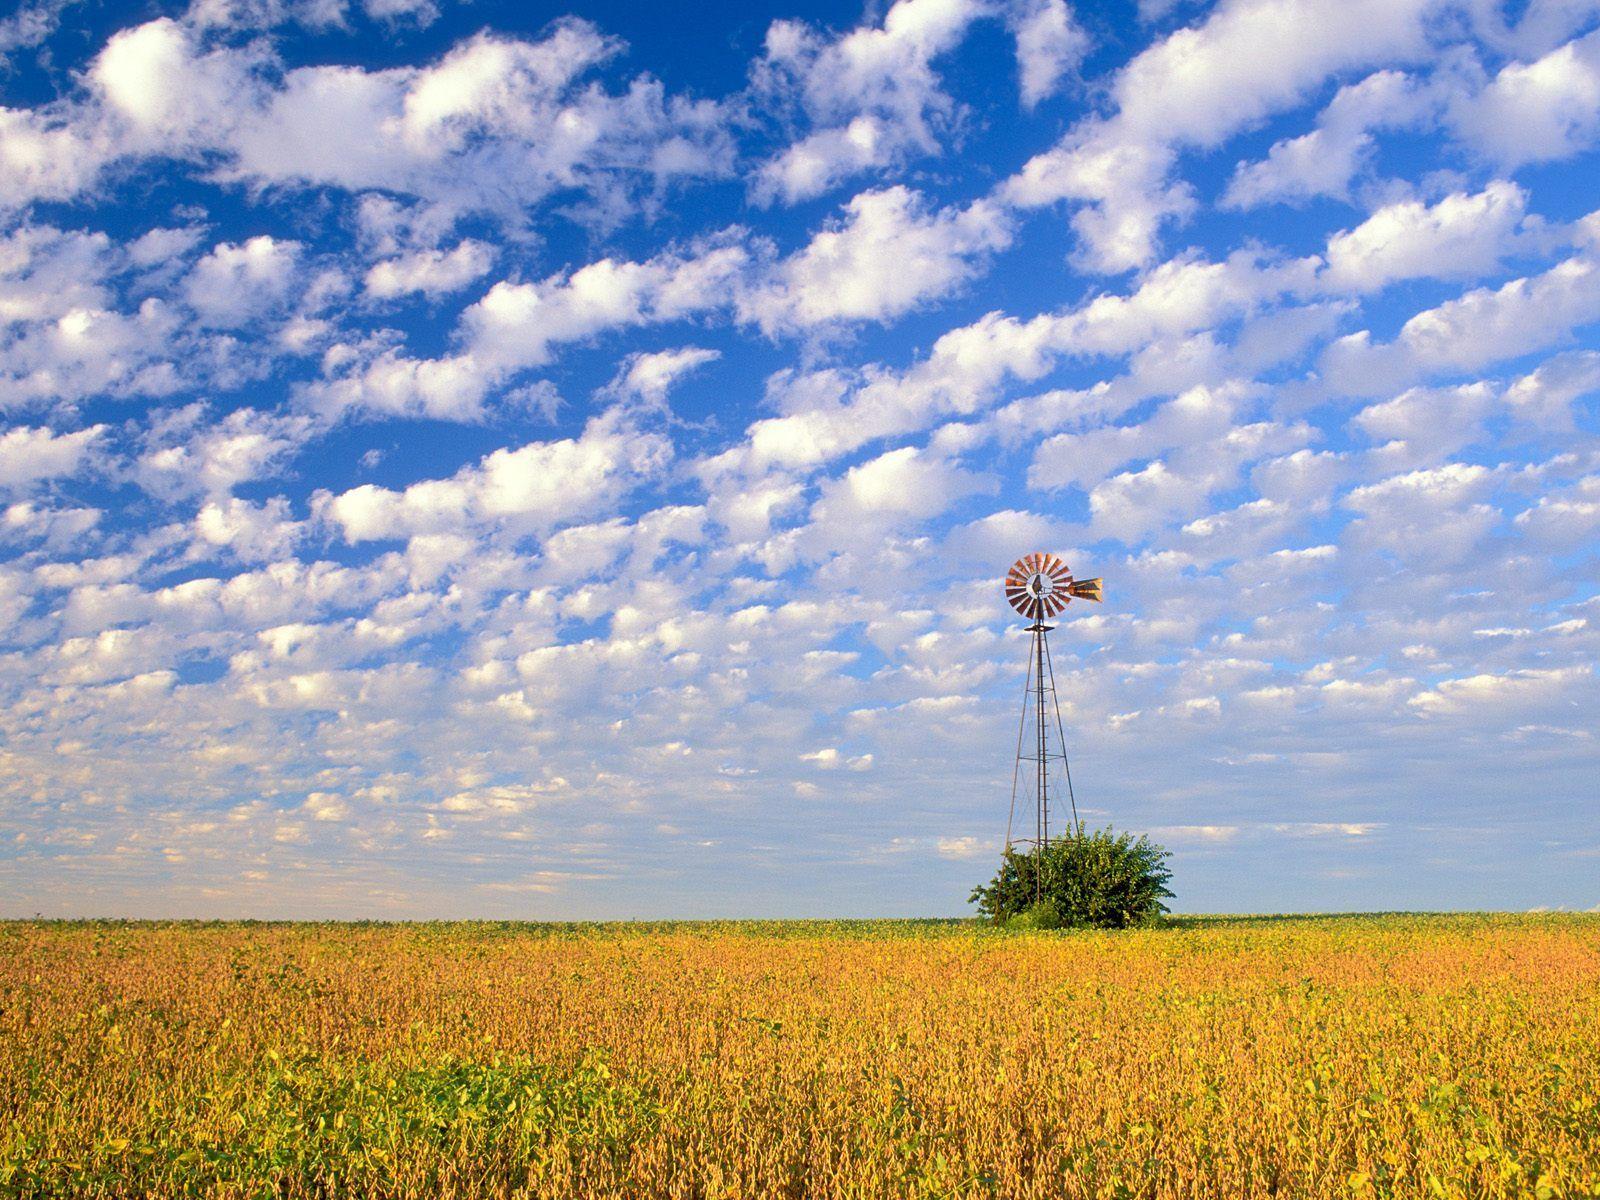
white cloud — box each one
[1006,0,1444,271]
[1,502,101,553]
[711,247,1317,481]
[936,834,989,858]
[1344,462,1493,508]
[0,106,108,210]
[463,245,744,373]
[319,410,671,542]
[1515,475,1600,547]
[39,627,186,686]
[612,346,720,404]
[1009,0,1089,108]
[91,17,259,151]
[0,220,316,415]
[298,349,493,423]
[750,0,987,205]
[1223,70,1436,209]
[0,302,189,409]
[1451,29,1600,168]
[0,0,76,60]
[182,236,301,328]
[1086,420,1307,543]
[0,224,115,323]
[1350,383,1498,465]
[1470,0,1600,59]
[126,225,206,270]
[752,121,889,211]
[194,497,302,562]
[1343,462,1502,566]
[1094,0,1437,147]
[7,19,735,222]
[837,445,988,519]
[1028,382,1249,491]
[787,444,996,560]
[303,792,350,821]
[1270,822,1380,836]
[1320,182,1534,293]
[0,425,104,491]
[1251,448,1350,506]
[309,236,748,421]
[309,188,1018,424]
[1504,349,1600,431]
[185,0,441,32]
[1409,665,1592,716]
[1321,249,1600,394]
[1151,824,1239,843]
[137,406,316,500]
[743,187,1012,332]
[242,25,734,216]
[364,240,493,300]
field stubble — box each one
[1,914,1597,1198]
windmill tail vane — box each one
[1002,553,1104,871]
[1066,577,1103,602]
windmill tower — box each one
[1003,553,1103,854]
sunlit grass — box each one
[2,914,1597,1197]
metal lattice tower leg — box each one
[1005,620,1078,861]
[1036,622,1049,848]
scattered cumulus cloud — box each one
[0,0,1595,919]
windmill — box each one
[1003,553,1103,856]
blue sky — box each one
[0,0,1596,918]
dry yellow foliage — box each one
[2,914,1597,1198]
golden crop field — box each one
[2,914,1598,1199]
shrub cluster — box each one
[970,825,1173,929]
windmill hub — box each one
[1002,554,1104,860]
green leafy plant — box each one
[1002,899,1063,931]
[970,825,1174,929]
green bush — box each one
[1002,899,1063,931]
[970,825,1174,929]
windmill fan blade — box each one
[1005,554,1102,619]
[1067,577,1103,602]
